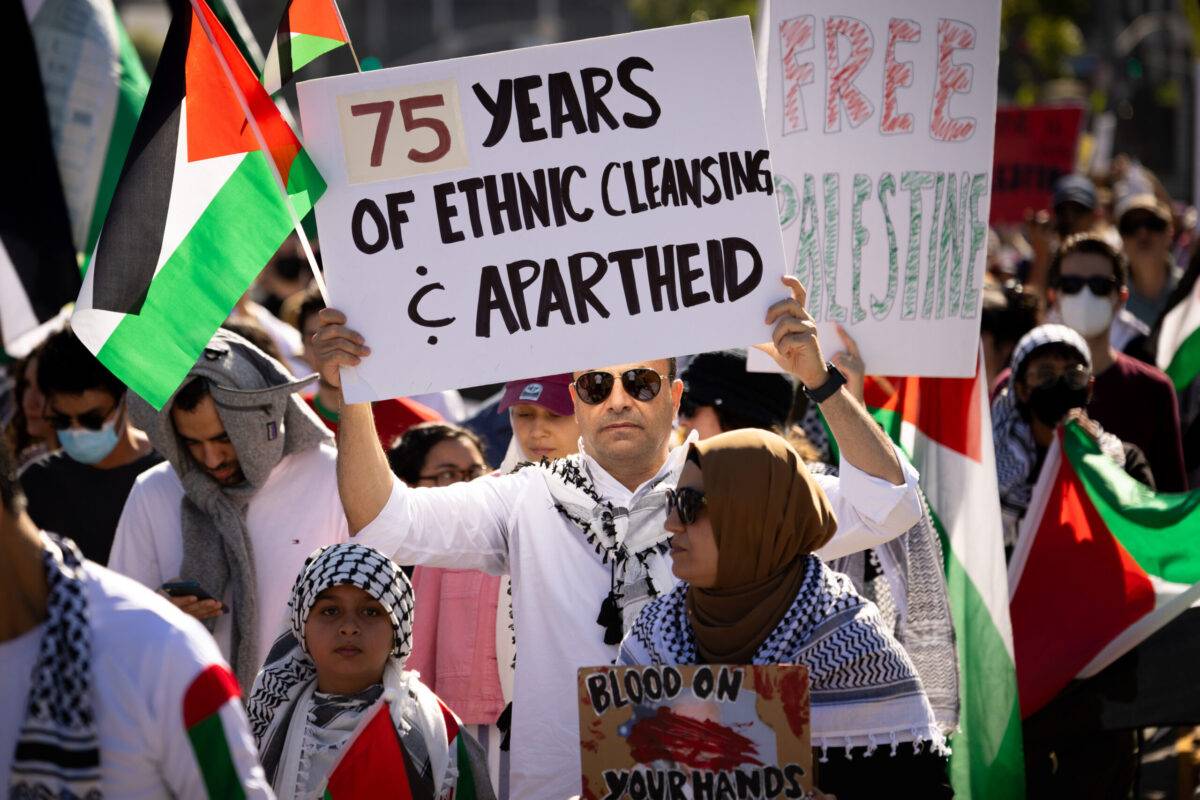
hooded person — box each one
[109,329,349,689]
[620,429,949,797]
[991,324,1138,555]
[247,542,494,800]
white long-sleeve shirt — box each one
[355,439,921,800]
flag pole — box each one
[331,1,361,72]
[189,0,330,304]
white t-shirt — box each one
[109,443,349,668]
[356,441,921,800]
[0,558,271,798]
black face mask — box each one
[1026,376,1089,427]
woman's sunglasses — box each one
[666,487,707,525]
[1118,213,1168,238]
[573,368,665,406]
[1055,275,1118,297]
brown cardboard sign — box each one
[578,664,812,800]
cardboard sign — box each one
[754,0,1001,378]
[578,664,813,800]
[989,106,1084,224]
[297,19,787,402]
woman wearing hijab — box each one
[247,543,494,800]
[620,429,950,798]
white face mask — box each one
[1059,290,1115,338]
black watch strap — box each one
[803,363,847,404]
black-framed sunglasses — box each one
[1056,275,1118,297]
[574,368,666,406]
[1118,213,1168,237]
[44,401,120,432]
[666,487,707,525]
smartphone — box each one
[161,580,219,604]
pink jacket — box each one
[407,566,506,724]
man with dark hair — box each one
[311,275,924,800]
[981,281,1040,392]
[19,327,160,563]
[0,439,270,797]
[1047,234,1186,491]
[108,329,347,689]
[294,286,440,448]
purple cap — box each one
[498,374,574,416]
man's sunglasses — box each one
[1119,214,1168,237]
[1056,275,1118,297]
[666,487,707,525]
[573,368,666,406]
[44,403,118,432]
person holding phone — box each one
[109,329,348,691]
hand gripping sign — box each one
[751,0,1001,378]
[298,18,788,402]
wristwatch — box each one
[802,362,847,404]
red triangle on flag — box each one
[287,0,348,43]
[324,704,414,799]
[865,370,983,463]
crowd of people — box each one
[1,153,1196,798]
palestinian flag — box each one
[1156,272,1200,392]
[25,0,149,265]
[184,664,257,799]
[71,0,325,410]
[437,697,483,799]
[262,0,351,95]
[0,0,80,357]
[1008,420,1200,718]
[853,357,1026,799]
[323,703,415,798]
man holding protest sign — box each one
[311,273,923,799]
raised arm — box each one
[759,275,904,485]
[311,308,392,533]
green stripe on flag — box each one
[455,736,478,799]
[96,151,298,409]
[82,14,149,271]
[186,713,246,800]
[1165,326,1200,392]
[289,33,346,74]
[1062,421,1200,584]
[286,145,326,216]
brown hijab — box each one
[685,429,837,664]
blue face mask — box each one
[58,404,122,465]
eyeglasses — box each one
[417,464,487,486]
[1025,363,1089,391]
[45,402,119,432]
[666,487,707,525]
[573,368,666,406]
[1119,213,1168,237]
[1055,275,1118,297]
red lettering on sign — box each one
[780,16,816,135]
[931,19,977,142]
[824,16,875,133]
[881,18,920,135]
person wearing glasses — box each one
[18,327,160,565]
[619,428,951,798]
[309,275,923,800]
[1047,234,1186,492]
[1116,191,1180,328]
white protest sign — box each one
[297,18,787,402]
[749,0,1000,377]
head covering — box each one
[681,350,794,430]
[684,428,837,664]
[1116,192,1171,225]
[1052,174,1097,210]
[127,328,331,689]
[992,324,1118,552]
[497,373,574,416]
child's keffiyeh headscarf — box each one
[247,544,493,800]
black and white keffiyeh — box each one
[526,449,682,646]
[9,533,101,799]
[621,554,947,759]
[247,543,493,800]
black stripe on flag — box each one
[276,1,295,89]
[0,1,82,330]
[91,4,189,316]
